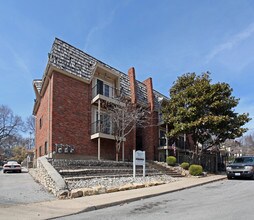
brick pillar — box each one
[127,67,137,155]
[128,67,137,104]
[143,77,158,160]
[143,77,154,111]
[142,111,159,161]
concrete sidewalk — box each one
[0,175,226,220]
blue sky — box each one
[0,0,254,135]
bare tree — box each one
[0,105,24,144]
[103,96,153,161]
[240,134,254,155]
[26,115,35,133]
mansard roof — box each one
[36,38,168,108]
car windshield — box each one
[7,161,18,164]
[233,157,254,163]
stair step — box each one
[64,173,166,181]
[52,159,184,180]
[59,168,160,177]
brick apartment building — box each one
[33,38,178,162]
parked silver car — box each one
[226,156,254,179]
[3,160,22,173]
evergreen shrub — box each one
[180,162,190,170]
[189,164,203,176]
[166,156,177,166]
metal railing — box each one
[91,120,114,136]
[92,84,119,99]
[159,138,167,147]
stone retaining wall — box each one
[50,159,133,170]
[30,156,68,198]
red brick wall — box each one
[51,71,127,160]
[128,67,137,104]
[51,71,97,157]
[35,69,159,161]
[142,77,159,160]
[99,139,116,160]
[142,111,159,160]
[35,77,52,158]
[122,128,136,161]
[143,77,155,111]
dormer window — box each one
[96,79,113,98]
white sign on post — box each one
[133,150,145,178]
[27,155,31,169]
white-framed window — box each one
[39,146,42,156]
[104,84,110,97]
[159,130,166,147]
[39,116,43,129]
[44,141,48,155]
[96,79,113,98]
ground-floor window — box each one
[39,146,42,156]
[44,141,48,155]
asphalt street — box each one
[0,168,55,206]
[57,179,254,220]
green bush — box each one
[180,162,190,170]
[166,156,177,166]
[189,164,203,176]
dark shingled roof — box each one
[33,79,42,93]
[38,38,168,108]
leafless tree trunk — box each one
[103,96,153,161]
[0,105,24,144]
[25,115,35,134]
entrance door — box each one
[136,128,143,151]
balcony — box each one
[93,83,118,98]
[91,84,126,108]
[91,120,115,140]
[158,112,166,125]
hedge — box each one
[189,164,203,176]
[166,156,177,166]
[180,162,190,170]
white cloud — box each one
[84,5,119,51]
[0,38,31,81]
[83,1,131,52]
[205,22,254,63]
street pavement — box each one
[0,174,226,220]
[61,178,254,220]
[0,167,55,206]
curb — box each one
[81,176,227,212]
[50,176,227,219]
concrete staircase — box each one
[147,161,184,178]
[49,159,184,181]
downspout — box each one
[122,110,125,162]
[98,99,101,160]
[47,75,51,158]
[166,123,169,158]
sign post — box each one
[133,150,145,178]
[27,155,30,169]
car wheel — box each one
[3,170,6,173]
[227,175,232,180]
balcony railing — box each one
[159,138,167,147]
[92,84,119,99]
[158,112,165,124]
[91,120,114,136]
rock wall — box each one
[30,156,68,198]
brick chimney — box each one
[128,67,137,104]
[143,77,154,111]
